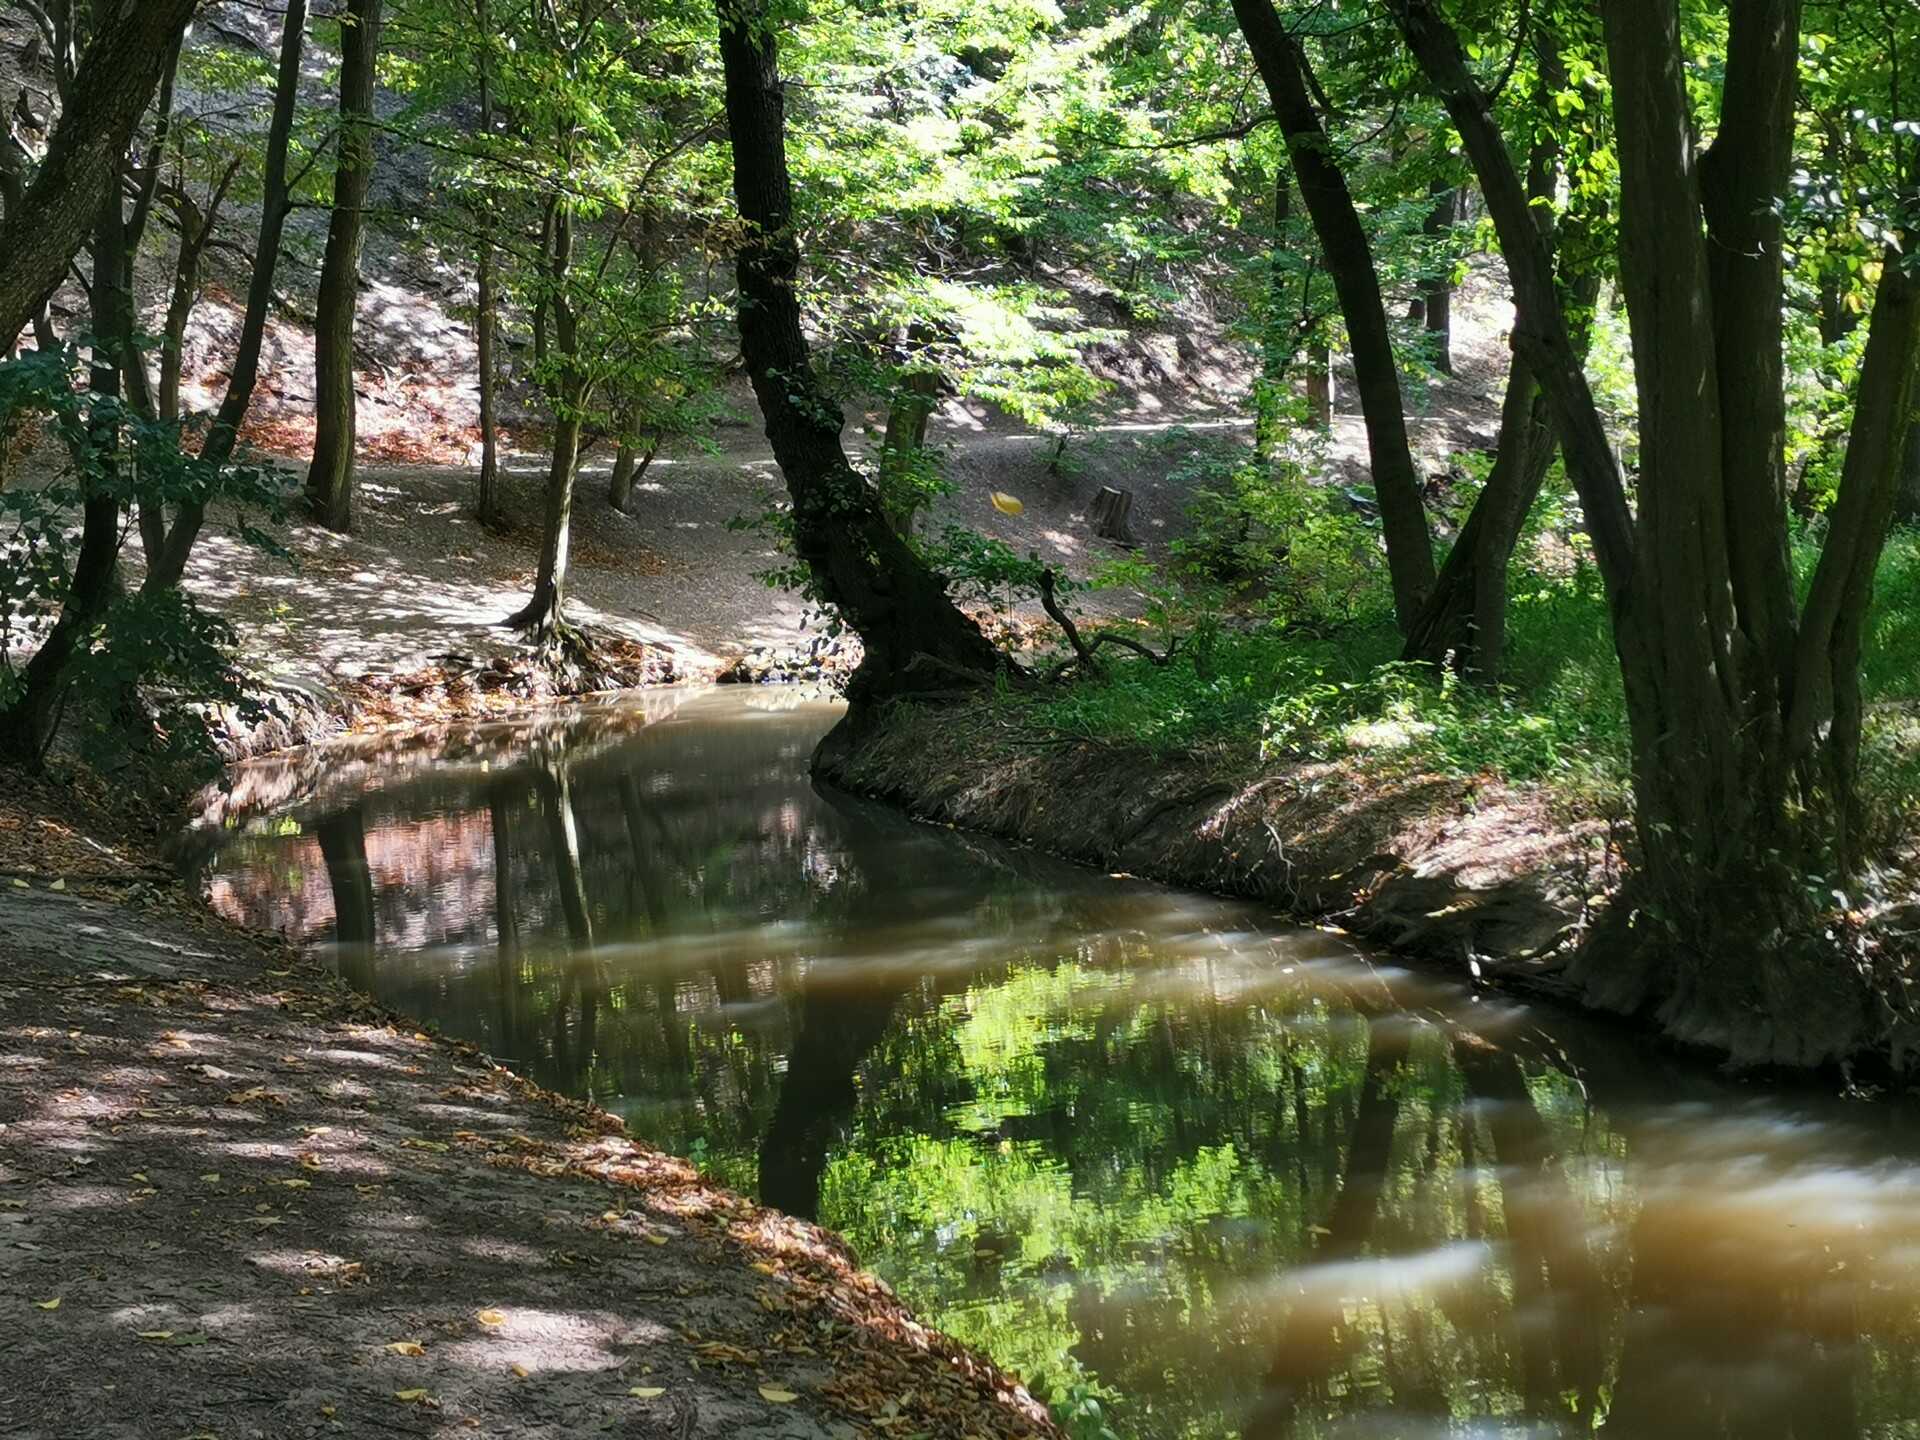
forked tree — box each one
[1389,0,1920,1062]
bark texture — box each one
[305,0,387,532]
[0,0,198,348]
[1391,0,1920,1063]
[1231,0,1436,632]
[715,0,1006,705]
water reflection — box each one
[196,689,1920,1439]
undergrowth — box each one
[1018,499,1920,820]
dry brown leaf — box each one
[385,1341,426,1357]
[475,1308,507,1327]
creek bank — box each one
[816,697,1920,1077]
[814,697,1616,1014]
[0,874,1058,1439]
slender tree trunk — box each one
[145,0,310,592]
[714,0,1008,706]
[472,0,505,530]
[879,366,940,535]
[1416,178,1456,374]
[1254,172,1294,461]
[505,198,582,641]
[305,0,386,532]
[0,0,198,348]
[1231,0,1436,631]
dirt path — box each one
[0,879,1056,1440]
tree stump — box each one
[1091,485,1137,545]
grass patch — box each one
[1020,529,1920,814]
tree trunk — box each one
[0,0,198,348]
[1897,406,1920,526]
[305,0,385,532]
[1254,171,1294,461]
[1392,0,1920,1064]
[473,0,504,530]
[505,197,582,642]
[1418,179,1455,375]
[715,0,1007,706]
[878,366,940,536]
[316,807,378,994]
[1232,0,1436,633]
[607,435,658,510]
[1304,342,1332,429]
[145,0,310,592]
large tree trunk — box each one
[0,0,198,349]
[1231,0,1436,633]
[145,0,311,592]
[715,0,1007,705]
[305,0,386,532]
[1391,0,1920,1064]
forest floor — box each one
[129,270,1515,749]
[0,862,1059,1440]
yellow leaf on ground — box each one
[393,1389,430,1403]
[199,1173,221,1184]
[385,1341,426,1357]
[34,1298,60,1310]
[510,1363,530,1379]
[759,1387,799,1404]
[138,1330,174,1341]
[48,878,65,892]
[475,1308,507,1327]
[629,1387,666,1399]
[990,491,1025,516]
[645,1232,668,1246]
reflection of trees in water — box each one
[221,701,1920,1440]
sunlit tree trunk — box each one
[305,0,386,532]
[505,198,583,643]
[472,0,505,531]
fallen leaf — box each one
[759,1387,799,1404]
[199,1173,221,1184]
[401,1138,449,1152]
[138,1330,175,1341]
[48,878,65,892]
[629,1387,666,1399]
[645,1232,668,1246]
[385,1341,426,1357]
[990,491,1025,516]
[475,1308,507,1327]
[510,1363,530,1379]
[166,1331,209,1346]
[393,1388,430,1403]
[34,1298,60,1310]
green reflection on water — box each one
[198,690,1920,1440]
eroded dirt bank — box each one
[0,878,1057,1440]
[814,699,1615,1010]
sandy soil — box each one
[0,877,1057,1440]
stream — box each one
[193,687,1920,1438]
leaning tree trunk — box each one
[145,0,310,593]
[715,0,1007,706]
[1231,0,1436,632]
[0,0,198,349]
[607,435,658,511]
[305,0,386,532]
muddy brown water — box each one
[191,687,1920,1439]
